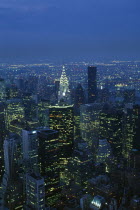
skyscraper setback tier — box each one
[88,66,97,103]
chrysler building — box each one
[58,66,70,104]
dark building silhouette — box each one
[74,84,85,108]
[133,105,140,150]
[1,135,24,209]
[38,129,61,207]
[88,66,97,103]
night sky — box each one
[0,0,140,59]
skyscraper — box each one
[88,66,97,103]
[1,135,24,209]
[6,99,25,135]
[38,129,61,207]
[80,103,102,160]
[100,105,124,162]
[49,105,74,160]
[25,173,45,210]
[22,129,38,172]
[3,137,16,177]
[58,66,70,104]
[122,104,136,159]
[96,139,112,164]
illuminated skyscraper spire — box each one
[59,66,70,103]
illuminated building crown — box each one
[59,66,70,102]
[60,66,69,87]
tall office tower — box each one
[80,103,102,160]
[2,135,21,174]
[96,139,112,164]
[6,99,25,135]
[133,105,140,150]
[1,136,24,209]
[3,137,17,177]
[0,78,6,101]
[122,104,135,159]
[22,129,38,172]
[100,104,124,162]
[38,129,61,207]
[0,103,6,182]
[25,173,45,210]
[63,139,93,187]
[22,92,38,122]
[49,105,74,161]
[74,84,85,108]
[58,66,71,104]
[22,92,33,121]
[23,93,39,130]
[88,66,97,103]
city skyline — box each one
[0,63,140,209]
[0,1,140,209]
